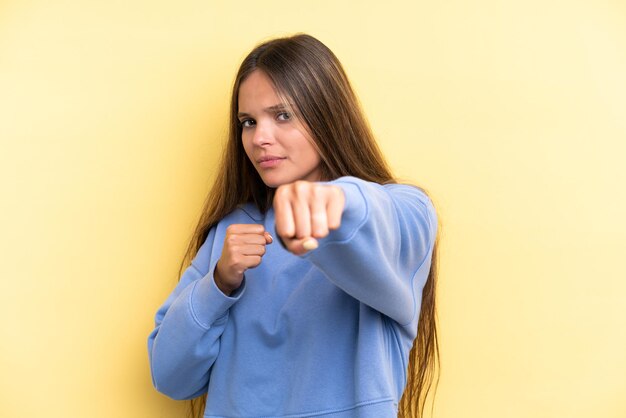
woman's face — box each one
[238,70,322,188]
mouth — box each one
[257,156,286,168]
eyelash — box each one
[277,112,291,121]
[240,112,291,128]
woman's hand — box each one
[274,180,345,255]
[214,224,273,296]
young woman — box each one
[148,33,440,418]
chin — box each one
[258,173,295,188]
[258,175,284,188]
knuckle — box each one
[294,180,309,194]
[275,185,289,199]
[311,185,323,199]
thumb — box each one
[275,233,318,255]
[287,237,318,255]
[301,237,318,252]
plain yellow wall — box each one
[1,1,625,417]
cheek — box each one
[302,142,321,165]
[288,131,318,161]
[241,134,253,157]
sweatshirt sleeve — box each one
[302,176,438,327]
[147,226,246,400]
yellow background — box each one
[1,1,625,417]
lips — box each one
[257,155,286,168]
[257,155,285,163]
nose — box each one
[251,120,275,147]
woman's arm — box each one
[147,227,245,400]
[278,176,438,327]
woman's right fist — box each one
[214,224,272,296]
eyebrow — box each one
[237,104,289,119]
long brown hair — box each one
[178,33,441,418]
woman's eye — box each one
[240,119,255,128]
[277,112,291,121]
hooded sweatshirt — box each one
[147,176,438,418]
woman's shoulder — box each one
[384,182,434,207]
[233,202,264,222]
[211,202,266,231]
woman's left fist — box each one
[273,180,345,255]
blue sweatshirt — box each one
[147,176,438,418]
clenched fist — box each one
[274,180,345,255]
[214,224,273,296]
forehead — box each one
[238,70,281,108]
